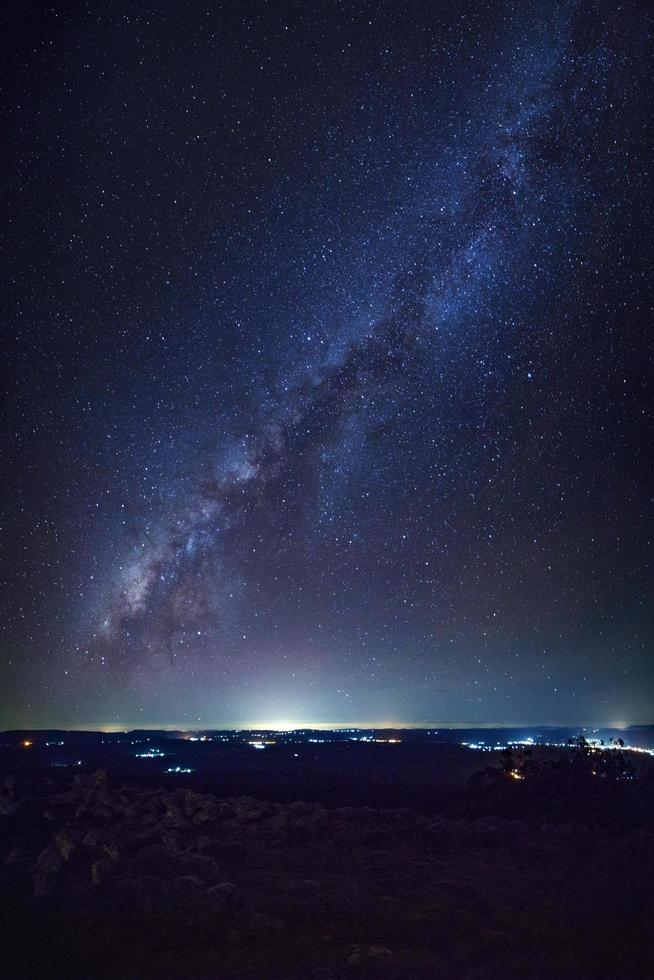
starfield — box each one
[2,1,652,977]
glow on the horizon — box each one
[247,719,302,732]
[51,716,640,734]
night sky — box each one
[2,1,652,731]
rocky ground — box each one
[1,770,652,979]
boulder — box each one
[163,806,191,830]
[344,944,392,966]
[192,801,220,824]
[91,805,113,824]
[166,875,205,909]
[215,802,237,821]
[82,828,114,849]
[245,912,287,935]
[175,850,221,881]
[3,847,25,868]
[207,881,237,910]
[182,790,205,819]
[35,842,63,876]
[289,879,322,900]
[74,770,110,816]
[54,828,79,861]
[102,839,121,862]
[33,842,63,896]
[133,843,181,877]
[0,792,16,816]
[470,818,502,847]
[91,857,117,885]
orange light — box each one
[22,739,32,748]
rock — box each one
[246,912,287,934]
[45,791,74,809]
[54,828,78,861]
[344,944,392,965]
[33,842,63,897]
[75,770,110,816]
[129,826,162,850]
[82,828,115,849]
[557,820,591,844]
[287,800,319,816]
[276,893,309,921]
[163,806,191,829]
[470,818,501,847]
[360,828,394,848]
[91,857,116,885]
[91,805,113,824]
[183,790,205,819]
[102,839,121,862]
[158,830,182,851]
[82,827,120,861]
[135,840,171,860]
[166,875,205,909]
[508,819,529,837]
[139,874,164,897]
[284,819,315,845]
[175,850,221,881]
[207,881,237,910]
[289,879,322,899]
[462,951,547,979]
[0,792,16,816]
[424,819,453,850]
[315,889,354,919]
[33,873,53,897]
[3,847,25,868]
[627,828,654,857]
[35,842,63,876]
[192,801,219,824]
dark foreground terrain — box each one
[1,756,652,980]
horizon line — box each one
[2,720,649,734]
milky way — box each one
[3,1,652,728]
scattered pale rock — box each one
[344,943,393,965]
